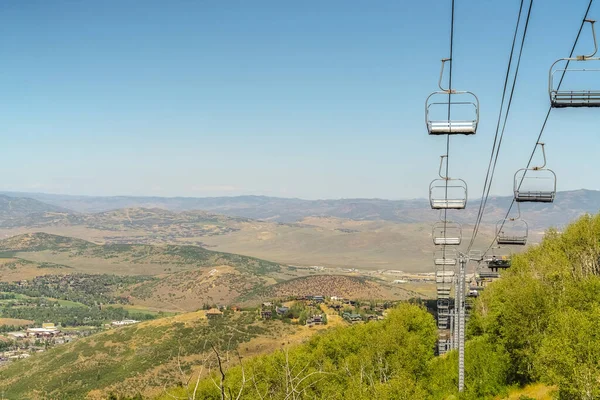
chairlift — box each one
[484,247,512,270]
[438,340,450,354]
[436,269,455,284]
[478,268,500,279]
[437,298,450,309]
[437,299,450,317]
[468,249,483,262]
[426,59,480,134]
[438,319,449,330]
[469,284,484,291]
[514,143,556,203]
[434,247,457,266]
[432,220,462,245]
[549,20,600,107]
[437,284,451,299]
[430,156,468,209]
[496,204,528,245]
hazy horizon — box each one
[0,187,595,202]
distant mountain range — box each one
[0,189,599,229]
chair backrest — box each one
[432,221,462,245]
[425,91,480,134]
[429,178,468,209]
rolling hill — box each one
[0,233,418,309]
[0,194,73,228]
[1,190,598,273]
[0,232,282,276]
[0,309,331,399]
[261,275,423,300]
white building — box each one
[111,319,140,327]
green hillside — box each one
[0,310,273,399]
[158,213,600,400]
[6,214,600,399]
[0,232,282,276]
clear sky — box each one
[0,0,598,199]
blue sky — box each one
[0,0,598,199]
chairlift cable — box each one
[467,0,526,250]
[483,0,595,257]
[443,0,456,248]
[467,0,532,251]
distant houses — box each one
[342,313,363,323]
[306,314,324,326]
[254,295,392,326]
[22,323,61,338]
[26,327,60,337]
[275,306,289,316]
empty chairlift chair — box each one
[426,58,480,134]
[434,247,457,266]
[468,249,483,262]
[514,143,556,203]
[437,299,450,317]
[549,20,600,108]
[436,268,455,284]
[438,318,449,331]
[496,205,528,245]
[430,156,468,209]
[432,221,462,245]
[437,282,452,299]
[478,266,500,279]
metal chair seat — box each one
[551,90,600,107]
[479,270,500,279]
[514,190,555,203]
[488,260,511,269]
[497,235,527,245]
[431,199,467,209]
[434,237,461,245]
[434,258,457,266]
[428,120,477,135]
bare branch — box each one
[233,350,246,400]
[211,344,226,400]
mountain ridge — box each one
[1,189,599,228]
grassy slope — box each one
[0,233,287,310]
[0,214,501,273]
[259,274,420,301]
[199,218,500,272]
[128,265,271,311]
[0,232,282,277]
[0,310,293,399]
[0,233,422,310]
[499,384,557,399]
